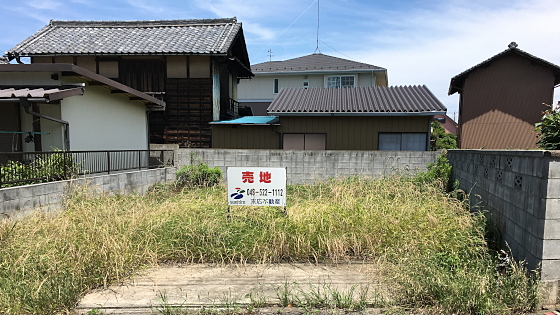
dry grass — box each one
[0,176,539,314]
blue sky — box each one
[2,0,560,118]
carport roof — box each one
[0,63,165,109]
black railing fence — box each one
[0,150,174,188]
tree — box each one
[534,103,560,150]
[431,121,458,150]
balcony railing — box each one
[0,150,174,188]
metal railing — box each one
[0,150,174,188]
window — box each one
[273,78,279,94]
[326,75,355,88]
[303,81,309,89]
[283,134,326,150]
[378,133,427,151]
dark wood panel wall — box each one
[149,78,213,147]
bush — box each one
[415,149,453,192]
[431,121,458,150]
[0,151,80,187]
[535,103,560,149]
[175,162,222,188]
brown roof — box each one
[252,53,385,74]
[449,43,560,95]
[267,86,446,116]
[0,86,84,101]
[0,63,165,109]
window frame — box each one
[325,75,356,88]
[378,132,428,151]
[273,78,279,94]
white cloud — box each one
[27,0,62,10]
[344,0,560,114]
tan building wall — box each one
[459,53,555,149]
[238,72,386,102]
[212,116,431,150]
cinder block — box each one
[541,260,560,281]
[544,219,560,239]
[547,179,560,198]
[1,188,20,201]
[542,240,560,260]
[545,198,560,219]
[549,160,560,179]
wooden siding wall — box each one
[149,78,213,147]
[459,54,555,149]
[280,116,430,150]
[212,125,279,149]
[212,116,430,150]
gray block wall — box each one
[176,149,438,184]
[448,150,560,285]
[0,167,176,219]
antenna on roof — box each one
[314,0,321,54]
[268,49,274,62]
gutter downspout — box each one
[20,98,70,150]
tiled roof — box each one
[7,18,242,56]
[449,43,560,95]
[0,57,8,64]
[267,86,446,115]
[252,53,385,73]
[0,86,84,101]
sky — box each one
[2,0,560,119]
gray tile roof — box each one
[252,53,385,73]
[267,86,446,115]
[0,57,8,64]
[7,18,242,56]
[449,43,560,95]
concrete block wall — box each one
[0,167,176,219]
[176,149,438,184]
[448,150,560,282]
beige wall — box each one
[77,56,96,72]
[190,56,211,78]
[238,72,385,101]
[167,56,188,78]
[0,71,59,85]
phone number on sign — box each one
[246,188,284,197]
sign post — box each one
[226,167,287,215]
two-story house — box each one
[238,53,388,115]
[6,18,253,148]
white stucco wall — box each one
[19,104,64,151]
[60,83,148,151]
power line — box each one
[255,0,318,59]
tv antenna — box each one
[314,0,321,54]
[268,49,274,62]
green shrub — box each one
[0,151,80,187]
[415,149,453,192]
[431,121,458,150]
[535,103,560,149]
[175,162,222,188]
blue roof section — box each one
[210,116,279,125]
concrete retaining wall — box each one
[0,167,176,219]
[448,150,560,305]
[176,149,438,184]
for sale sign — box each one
[227,167,287,206]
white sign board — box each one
[227,167,287,206]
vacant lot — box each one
[0,175,539,314]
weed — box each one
[175,162,222,189]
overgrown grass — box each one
[0,176,539,314]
